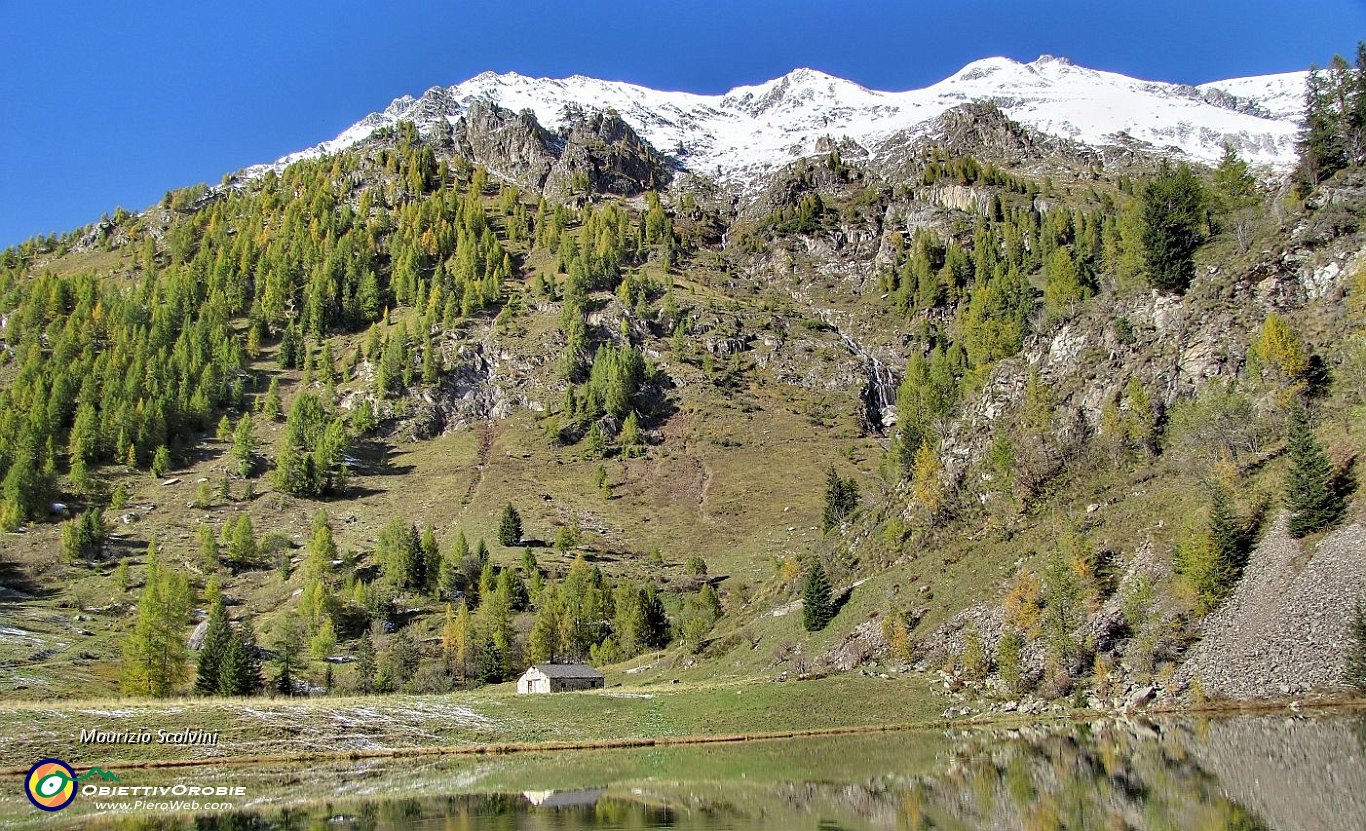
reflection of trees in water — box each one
[85,794,681,831]
[908,722,1268,831]
[86,717,1366,830]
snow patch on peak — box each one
[251,58,1307,186]
[952,56,1024,82]
[1199,71,1308,121]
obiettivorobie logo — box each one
[24,758,247,814]
[24,759,120,812]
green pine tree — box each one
[1140,162,1206,294]
[821,467,858,531]
[272,614,305,696]
[497,503,523,547]
[151,445,172,478]
[216,630,247,697]
[216,618,263,697]
[195,598,231,695]
[353,632,378,694]
[230,414,256,477]
[802,561,834,632]
[1176,486,1246,614]
[1285,409,1345,537]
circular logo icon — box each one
[25,758,77,812]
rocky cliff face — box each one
[454,100,561,194]
[447,100,671,199]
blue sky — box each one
[2,0,1363,247]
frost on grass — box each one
[228,700,501,755]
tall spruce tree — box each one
[1176,485,1246,614]
[194,598,231,695]
[497,503,523,547]
[822,467,858,530]
[1140,162,1206,294]
[272,615,305,695]
[353,632,378,694]
[1285,408,1345,537]
[1208,484,1244,577]
[802,561,834,632]
[216,619,262,698]
[640,585,671,649]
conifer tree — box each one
[821,467,858,530]
[528,591,561,664]
[151,445,172,478]
[912,441,945,519]
[1208,484,1243,568]
[452,601,474,680]
[1251,311,1310,387]
[121,541,190,697]
[217,619,263,697]
[802,561,834,632]
[1212,142,1258,216]
[1140,162,1206,294]
[261,378,283,421]
[620,411,644,456]
[310,618,337,660]
[439,603,460,669]
[353,632,377,694]
[377,520,423,591]
[272,614,305,696]
[195,598,231,695]
[639,585,671,649]
[228,514,257,567]
[1042,247,1088,322]
[437,548,461,600]
[1176,485,1245,614]
[230,414,256,477]
[1297,66,1348,191]
[497,502,523,547]
[304,510,336,581]
[198,523,220,575]
[1285,409,1345,537]
[520,547,539,580]
[382,626,421,689]
[584,421,606,458]
[419,525,441,594]
[60,509,104,563]
[274,391,349,497]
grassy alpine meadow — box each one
[0,674,945,772]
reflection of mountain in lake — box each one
[64,714,1366,830]
[1191,716,1366,831]
[907,720,1272,830]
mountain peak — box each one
[1031,54,1074,67]
[252,59,1305,184]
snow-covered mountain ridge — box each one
[257,56,1306,186]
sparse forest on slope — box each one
[0,50,1363,723]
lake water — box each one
[27,711,1366,830]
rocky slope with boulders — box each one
[1177,517,1366,699]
